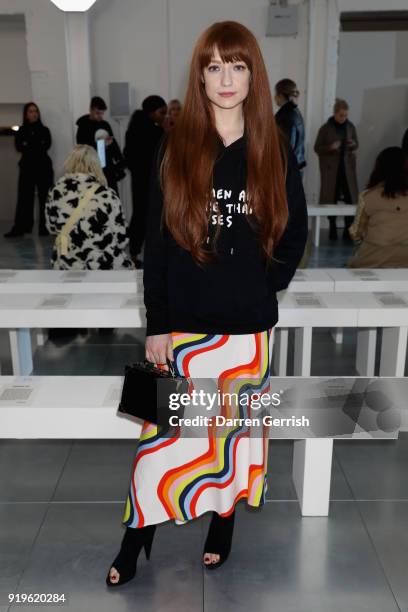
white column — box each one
[324,0,341,118]
[64,12,92,142]
[304,0,340,206]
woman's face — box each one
[274,93,286,107]
[334,109,348,124]
[169,103,181,119]
[26,105,39,123]
[202,47,250,111]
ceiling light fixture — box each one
[49,0,98,12]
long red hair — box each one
[161,20,288,265]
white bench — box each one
[2,268,407,375]
[276,291,359,375]
[0,268,334,351]
[327,268,408,292]
[308,204,357,247]
[274,289,407,517]
[0,270,144,349]
[0,374,333,517]
[0,268,332,294]
[0,269,333,355]
[326,269,408,370]
[2,290,406,378]
[286,269,335,292]
[0,269,143,294]
[0,267,332,374]
[276,269,408,367]
[274,291,408,378]
[0,293,145,375]
[326,269,408,344]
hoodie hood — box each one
[217,131,247,152]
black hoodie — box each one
[76,114,113,148]
[143,133,308,336]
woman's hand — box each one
[145,333,174,371]
[330,140,341,151]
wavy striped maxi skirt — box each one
[122,329,273,528]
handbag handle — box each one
[167,359,176,377]
[143,358,177,378]
[55,183,99,258]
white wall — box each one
[0,15,32,103]
[89,0,309,129]
[0,0,74,175]
[339,0,408,10]
[337,31,408,191]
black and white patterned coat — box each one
[45,173,134,270]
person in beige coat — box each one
[314,98,359,241]
[348,147,408,268]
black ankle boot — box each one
[106,524,156,587]
[203,510,235,570]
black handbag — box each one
[118,359,189,429]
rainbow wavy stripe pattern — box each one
[122,330,271,527]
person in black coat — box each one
[275,79,306,175]
[123,95,167,266]
[76,96,125,194]
[4,102,54,238]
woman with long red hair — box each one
[107,20,307,587]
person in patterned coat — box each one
[45,145,134,270]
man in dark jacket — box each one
[76,97,125,193]
[76,96,113,146]
[275,79,306,173]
